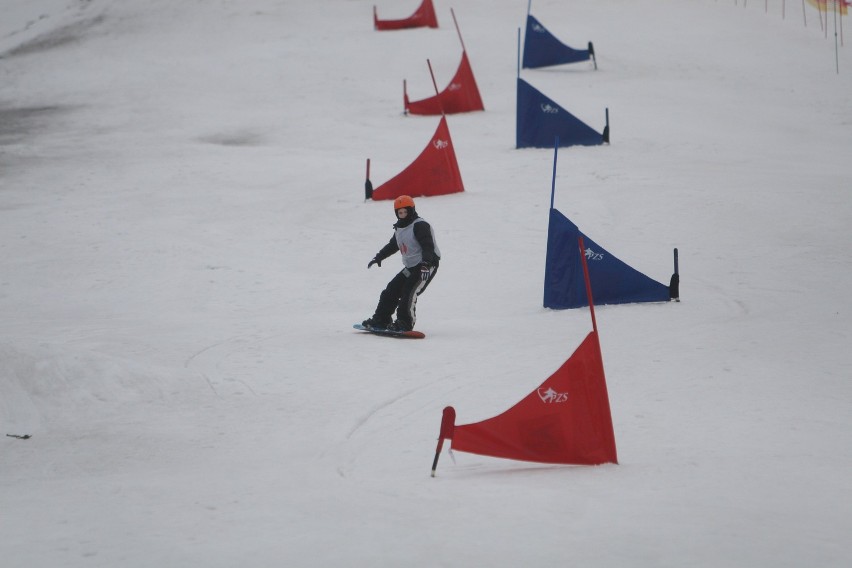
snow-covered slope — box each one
[2,1,850,566]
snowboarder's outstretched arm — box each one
[368,236,399,268]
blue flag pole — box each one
[550,137,559,210]
[516,28,521,79]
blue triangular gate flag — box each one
[516,78,607,149]
[544,208,671,309]
[522,14,593,69]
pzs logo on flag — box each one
[433,139,449,149]
[447,82,462,91]
[540,104,559,114]
[532,23,546,33]
[537,387,569,403]
[584,247,605,261]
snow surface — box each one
[1,0,851,566]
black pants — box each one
[373,265,438,328]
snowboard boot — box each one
[387,320,412,332]
[362,317,390,330]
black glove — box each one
[368,257,381,269]
[419,263,431,281]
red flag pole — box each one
[578,236,598,335]
[426,58,446,117]
[451,8,466,53]
[364,158,373,201]
[431,406,456,477]
[579,239,616,463]
[425,58,445,121]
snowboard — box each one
[353,323,425,339]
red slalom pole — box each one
[578,236,598,335]
[426,58,445,117]
[451,8,466,53]
[364,158,372,201]
[431,406,456,477]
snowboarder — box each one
[361,195,441,332]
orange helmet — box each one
[393,195,415,210]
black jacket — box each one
[375,213,440,266]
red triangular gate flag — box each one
[405,51,484,115]
[431,235,617,475]
[374,0,438,31]
[449,330,617,465]
[369,116,464,201]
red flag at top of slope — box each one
[374,0,438,31]
[368,116,464,201]
[431,235,617,475]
